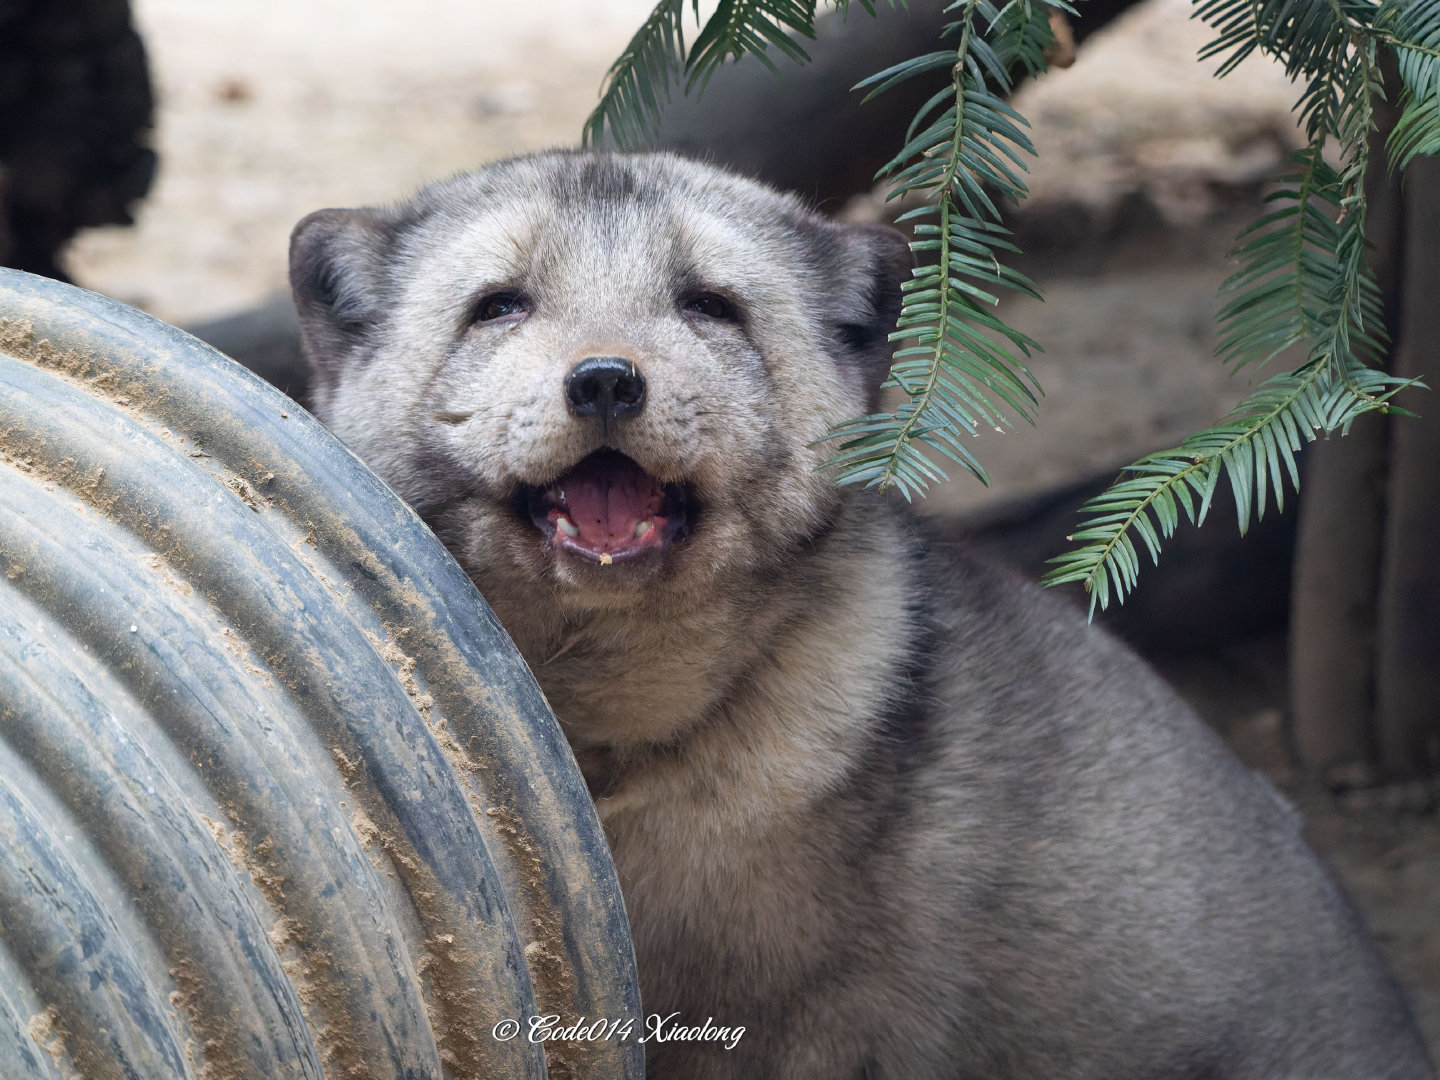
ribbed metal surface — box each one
[0,268,642,1080]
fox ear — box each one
[288,207,400,382]
[828,222,911,411]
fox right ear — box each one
[288,207,398,372]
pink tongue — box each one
[562,456,665,549]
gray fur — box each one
[291,150,1434,1080]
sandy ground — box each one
[69,0,662,323]
[58,0,1440,1060]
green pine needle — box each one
[817,0,1062,498]
[1041,364,1419,619]
[1381,0,1440,169]
[583,0,877,147]
[1046,0,1433,616]
[582,0,687,149]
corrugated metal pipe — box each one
[0,267,642,1080]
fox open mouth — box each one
[521,450,694,563]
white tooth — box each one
[557,515,579,537]
[634,520,653,539]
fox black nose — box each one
[565,356,646,421]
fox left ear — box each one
[827,222,912,410]
[289,206,408,406]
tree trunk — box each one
[1289,66,1440,783]
[1374,154,1440,778]
[1290,425,1390,778]
[1288,62,1405,783]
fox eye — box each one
[472,291,529,323]
[682,292,740,323]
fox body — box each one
[291,150,1433,1080]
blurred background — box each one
[2,0,1437,1052]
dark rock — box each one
[0,0,155,280]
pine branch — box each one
[1380,0,1440,169]
[685,0,818,93]
[822,200,1042,496]
[1214,146,1340,371]
[582,0,688,149]
[1195,0,1367,79]
[819,0,1061,498]
[1041,364,1418,617]
[1321,37,1386,387]
[1046,0,1425,616]
[585,0,886,147]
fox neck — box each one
[484,497,917,807]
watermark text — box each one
[491,1013,745,1051]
